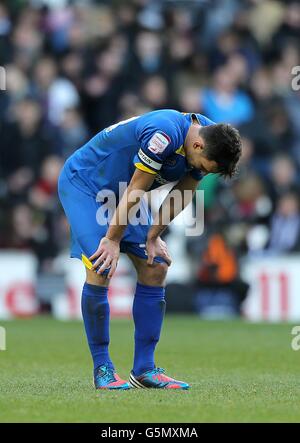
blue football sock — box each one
[81,283,114,373]
[132,283,166,376]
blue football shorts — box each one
[58,166,165,271]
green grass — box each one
[0,316,300,423]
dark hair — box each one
[200,123,242,178]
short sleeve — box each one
[135,112,181,174]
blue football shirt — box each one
[64,109,215,198]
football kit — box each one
[58,109,216,388]
[58,109,215,263]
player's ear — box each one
[193,138,205,152]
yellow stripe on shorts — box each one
[81,254,93,270]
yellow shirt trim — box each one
[175,145,186,157]
[135,162,157,175]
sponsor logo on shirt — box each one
[148,132,171,154]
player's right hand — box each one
[89,237,120,279]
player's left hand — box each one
[146,236,172,266]
[89,237,120,279]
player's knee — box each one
[138,262,168,287]
[85,268,109,287]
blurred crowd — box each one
[0,0,300,280]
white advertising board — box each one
[0,252,38,319]
[242,255,300,322]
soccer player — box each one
[58,109,241,390]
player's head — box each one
[185,123,242,178]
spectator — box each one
[202,65,254,125]
[269,155,299,202]
[58,108,89,159]
[1,98,56,196]
[0,0,299,275]
[268,192,300,253]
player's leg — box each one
[127,252,167,374]
[126,250,189,389]
[82,268,130,390]
[58,170,130,390]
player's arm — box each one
[146,173,200,265]
[90,169,155,278]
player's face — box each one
[186,140,219,175]
[197,154,219,175]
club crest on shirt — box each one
[148,132,171,154]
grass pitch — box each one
[0,316,299,423]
